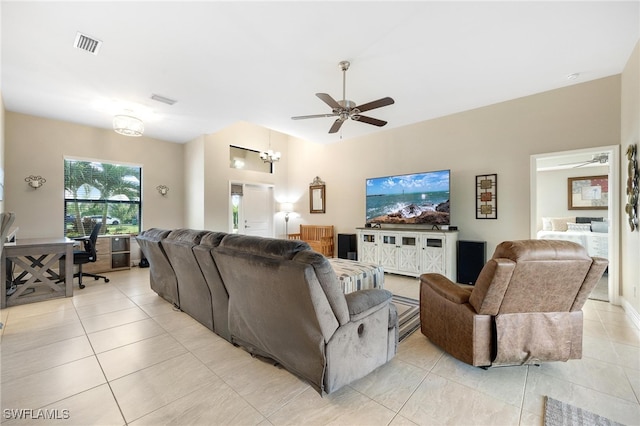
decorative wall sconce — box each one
[156,185,169,196]
[25,175,46,189]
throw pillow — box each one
[591,221,609,233]
[551,217,576,232]
[567,223,591,232]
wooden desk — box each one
[1,237,74,308]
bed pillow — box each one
[567,223,591,232]
[550,217,576,232]
[541,217,553,231]
[591,221,609,233]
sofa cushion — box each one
[136,228,177,305]
[193,231,231,341]
[345,289,392,322]
[220,233,310,259]
[163,229,214,330]
[293,250,350,325]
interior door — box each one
[241,184,274,237]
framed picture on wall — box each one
[568,175,608,210]
[476,174,497,219]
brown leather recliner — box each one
[420,240,608,367]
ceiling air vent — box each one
[74,32,102,55]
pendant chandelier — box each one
[113,115,144,137]
[260,130,281,163]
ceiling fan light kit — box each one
[292,60,395,134]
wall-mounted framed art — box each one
[476,174,497,219]
[568,175,608,210]
[626,144,638,231]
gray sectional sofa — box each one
[136,228,398,394]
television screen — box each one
[366,170,450,225]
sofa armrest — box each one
[345,289,393,322]
[420,273,471,305]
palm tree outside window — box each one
[64,159,142,237]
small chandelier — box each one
[260,149,281,163]
[113,115,144,137]
[260,130,281,163]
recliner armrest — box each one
[420,273,471,305]
[345,289,392,322]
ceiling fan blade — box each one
[353,115,387,127]
[316,93,342,110]
[574,161,595,168]
[291,113,338,120]
[328,119,345,134]
[356,97,395,113]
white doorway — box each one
[530,145,620,304]
[229,182,275,237]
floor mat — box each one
[544,396,624,426]
[392,295,420,342]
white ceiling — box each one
[1,1,639,145]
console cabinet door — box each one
[358,231,378,264]
[399,235,420,275]
[421,237,446,275]
[379,234,399,272]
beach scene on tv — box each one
[366,170,450,225]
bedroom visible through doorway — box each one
[530,145,620,304]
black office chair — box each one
[73,223,110,289]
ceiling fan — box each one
[560,153,609,168]
[292,60,395,134]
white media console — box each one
[356,228,458,280]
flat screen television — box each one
[366,170,450,226]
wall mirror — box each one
[309,176,326,214]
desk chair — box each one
[73,223,110,289]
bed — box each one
[537,216,608,259]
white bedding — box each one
[536,230,608,259]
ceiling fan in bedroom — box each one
[291,60,395,134]
[560,153,609,168]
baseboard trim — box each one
[620,297,640,329]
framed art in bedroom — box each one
[568,175,608,210]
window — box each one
[64,159,141,237]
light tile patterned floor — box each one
[1,268,638,425]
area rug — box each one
[544,396,624,426]
[392,295,420,342]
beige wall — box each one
[3,112,185,239]
[186,121,289,234]
[620,40,640,316]
[184,135,205,229]
[286,76,621,257]
[536,165,610,228]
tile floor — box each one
[0,268,638,425]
